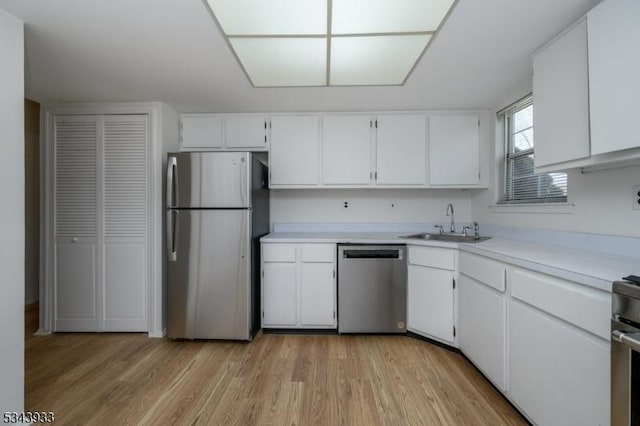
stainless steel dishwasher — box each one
[338,244,407,334]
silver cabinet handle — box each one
[166,156,178,208]
[612,330,640,353]
[167,210,178,261]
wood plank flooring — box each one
[25,304,526,425]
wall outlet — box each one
[342,200,350,210]
[633,186,640,210]
[388,200,398,212]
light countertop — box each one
[261,232,639,292]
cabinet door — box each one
[588,0,640,155]
[458,275,506,390]
[407,265,454,343]
[225,116,268,149]
[533,19,590,168]
[300,262,336,327]
[262,262,297,327]
[181,115,223,149]
[375,114,427,185]
[509,300,609,426]
[322,115,372,185]
[429,115,480,185]
[270,115,320,185]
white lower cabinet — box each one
[509,299,609,426]
[458,274,506,391]
[406,246,455,343]
[262,262,297,326]
[261,243,337,329]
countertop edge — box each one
[260,232,628,292]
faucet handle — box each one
[461,225,472,237]
[434,225,444,235]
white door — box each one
[376,114,427,185]
[300,262,336,327]
[225,116,268,149]
[509,300,609,426]
[407,265,454,343]
[102,115,149,331]
[533,19,590,168]
[429,115,480,185]
[181,115,223,149]
[262,262,297,326]
[54,116,100,331]
[588,0,640,155]
[270,115,320,185]
[322,115,372,185]
[458,275,506,390]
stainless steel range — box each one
[611,278,640,426]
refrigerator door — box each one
[167,209,251,340]
[167,152,251,208]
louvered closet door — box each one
[103,115,149,331]
[54,116,100,331]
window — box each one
[500,95,567,204]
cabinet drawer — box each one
[510,267,610,340]
[459,252,506,292]
[408,246,455,270]
[262,244,296,263]
[301,244,335,263]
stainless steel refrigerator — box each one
[166,152,269,340]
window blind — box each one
[502,97,567,204]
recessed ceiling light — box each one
[205,0,457,87]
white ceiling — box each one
[0,0,598,113]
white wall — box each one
[471,114,640,238]
[271,189,473,227]
[472,165,640,238]
[0,7,25,414]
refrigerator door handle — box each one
[167,156,178,208]
[167,210,178,261]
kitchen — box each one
[1,0,639,425]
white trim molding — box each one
[489,202,576,214]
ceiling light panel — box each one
[330,35,431,85]
[207,0,327,35]
[332,0,455,34]
[230,38,327,86]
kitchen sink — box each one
[400,233,491,243]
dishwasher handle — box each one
[343,249,403,260]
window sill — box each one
[489,202,575,214]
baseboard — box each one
[148,328,166,338]
[34,328,51,336]
[406,331,461,354]
[262,328,338,335]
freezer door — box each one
[167,209,251,340]
[167,152,251,208]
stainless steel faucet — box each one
[446,203,455,233]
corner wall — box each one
[0,7,25,415]
[471,115,640,238]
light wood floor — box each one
[25,304,526,425]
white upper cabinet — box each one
[588,0,640,155]
[531,0,640,172]
[181,115,223,149]
[533,19,590,168]
[428,115,480,185]
[375,114,427,185]
[180,114,268,151]
[322,115,373,185]
[225,116,269,149]
[269,115,320,186]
